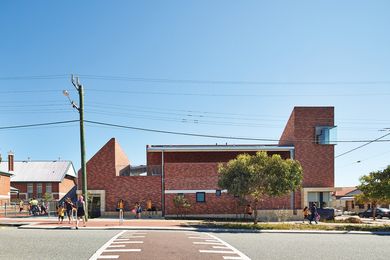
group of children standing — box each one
[117,198,154,223]
[303,202,320,224]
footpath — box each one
[1,215,390,235]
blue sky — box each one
[0,1,389,187]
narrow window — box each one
[46,183,52,194]
[196,192,206,203]
[27,183,33,198]
[215,190,222,197]
[37,183,42,198]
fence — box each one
[0,200,58,217]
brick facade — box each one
[83,107,335,216]
[0,173,11,202]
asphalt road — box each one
[1,227,390,260]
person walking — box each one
[117,199,124,224]
[64,198,74,224]
[75,195,86,229]
[309,203,318,224]
[303,206,309,223]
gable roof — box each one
[0,161,76,182]
[334,187,357,197]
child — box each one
[303,206,309,223]
[57,205,65,224]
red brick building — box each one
[0,154,77,201]
[83,106,336,217]
[0,170,12,206]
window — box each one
[27,183,33,198]
[196,192,206,203]
[215,190,221,197]
[46,183,52,194]
[37,183,42,198]
[315,126,337,145]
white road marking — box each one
[205,239,219,242]
[206,233,251,260]
[134,232,147,235]
[223,257,244,260]
[199,250,236,254]
[107,245,125,248]
[97,256,119,259]
[89,231,126,260]
[112,241,144,244]
[213,246,230,249]
[129,235,145,238]
[193,242,223,245]
[114,238,129,241]
[103,249,141,252]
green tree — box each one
[43,192,53,203]
[173,195,191,218]
[218,151,303,224]
[356,165,390,220]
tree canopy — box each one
[218,151,303,224]
[356,165,390,220]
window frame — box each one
[196,192,206,203]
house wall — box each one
[10,182,61,200]
[0,174,11,201]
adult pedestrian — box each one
[75,195,86,229]
[309,202,318,224]
[64,197,74,224]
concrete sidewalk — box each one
[1,216,390,235]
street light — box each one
[63,75,88,220]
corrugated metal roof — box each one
[0,161,76,182]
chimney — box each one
[8,151,14,172]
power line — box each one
[0,120,78,130]
[335,131,390,158]
[78,74,390,86]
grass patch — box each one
[187,221,390,232]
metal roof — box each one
[147,144,294,152]
[0,161,76,182]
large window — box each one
[315,126,337,145]
[308,192,331,208]
[196,192,206,203]
[46,183,52,194]
[27,183,33,198]
[37,183,42,198]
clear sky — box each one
[0,1,389,187]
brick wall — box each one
[279,107,334,188]
[0,174,10,198]
[84,138,161,212]
[59,176,76,194]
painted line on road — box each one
[114,238,130,241]
[89,230,126,260]
[223,257,244,260]
[112,241,144,244]
[205,239,219,242]
[193,242,223,245]
[107,245,125,248]
[213,246,230,249]
[129,235,145,238]
[97,256,119,259]
[206,233,251,260]
[103,249,141,252]
[199,250,236,254]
